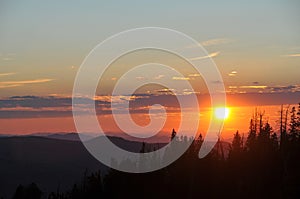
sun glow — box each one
[214,107,230,120]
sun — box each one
[214,107,230,120]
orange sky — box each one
[0,104,293,142]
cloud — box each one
[228,71,237,77]
[0,72,16,77]
[182,89,200,95]
[1,89,300,119]
[189,51,220,61]
[188,74,201,77]
[269,85,300,93]
[0,84,20,89]
[0,94,182,118]
[172,77,190,80]
[1,79,54,84]
[156,88,175,94]
[185,38,233,49]
[201,38,233,47]
[282,53,300,57]
[228,84,300,94]
[0,78,54,89]
[239,85,268,89]
[0,96,71,110]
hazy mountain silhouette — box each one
[0,135,168,198]
[0,135,231,198]
[27,132,94,142]
[0,136,104,198]
[41,132,93,142]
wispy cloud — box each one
[269,85,300,93]
[201,38,233,47]
[0,78,54,89]
[156,88,176,95]
[188,74,201,77]
[1,79,54,84]
[239,85,268,89]
[172,77,190,80]
[228,84,300,94]
[0,84,20,89]
[282,53,300,57]
[0,72,16,77]
[0,94,182,118]
[228,71,237,77]
[182,88,200,95]
[189,51,220,61]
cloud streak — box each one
[239,85,268,89]
[172,77,190,81]
[0,78,54,89]
[189,51,220,61]
[228,71,237,77]
[201,38,233,47]
[282,53,300,57]
[188,74,200,77]
[0,72,16,77]
[228,84,300,94]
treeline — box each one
[10,103,300,199]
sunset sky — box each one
[0,1,299,140]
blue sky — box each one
[0,0,300,97]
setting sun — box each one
[214,107,230,120]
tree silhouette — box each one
[229,131,243,160]
[246,119,257,152]
[13,183,42,199]
[171,128,177,141]
[289,106,298,141]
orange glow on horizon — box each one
[0,105,289,142]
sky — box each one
[0,1,300,139]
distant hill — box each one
[0,131,172,143]
[45,132,94,142]
[0,136,106,198]
[0,132,95,141]
[0,135,230,198]
[0,134,12,137]
[0,135,167,198]
[29,132,95,141]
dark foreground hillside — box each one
[0,135,159,198]
[0,136,104,198]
